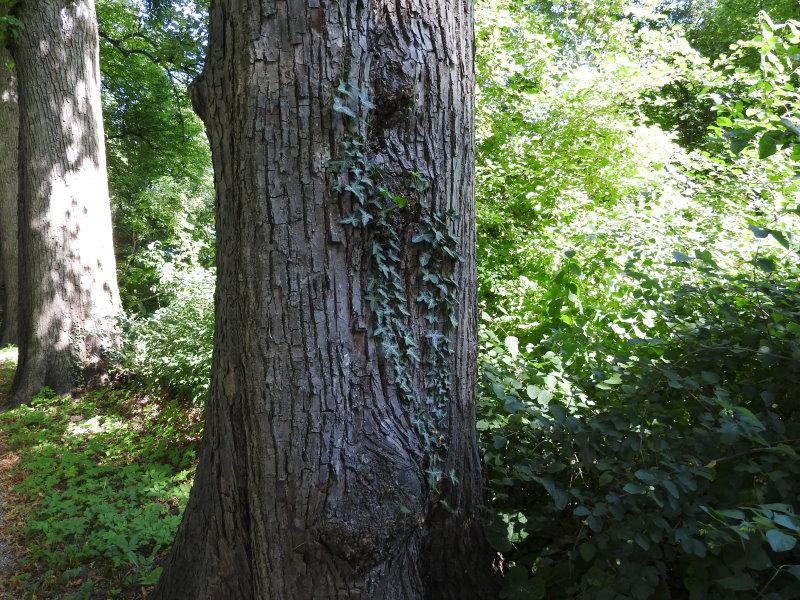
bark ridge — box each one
[154,0,495,597]
[8,0,122,407]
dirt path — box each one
[0,427,23,599]
[0,431,15,583]
[0,351,20,596]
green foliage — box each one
[475,2,800,597]
[475,0,722,329]
[329,82,463,487]
[0,0,21,46]
[710,14,800,167]
[672,0,800,61]
[480,256,800,596]
[97,0,213,313]
[115,175,214,312]
[10,1,800,597]
[121,255,214,405]
[0,384,199,597]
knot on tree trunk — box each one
[369,60,415,136]
[315,454,424,569]
[367,24,418,141]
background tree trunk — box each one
[0,47,18,348]
[153,0,494,598]
[7,0,122,407]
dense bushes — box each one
[121,250,214,405]
[480,256,800,598]
[474,3,800,598]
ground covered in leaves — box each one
[0,347,201,599]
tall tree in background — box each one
[96,0,214,311]
[7,0,122,407]
[154,0,493,597]
[0,42,17,347]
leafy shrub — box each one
[114,174,214,314]
[122,254,214,405]
[479,250,800,599]
[474,8,800,597]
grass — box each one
[0,349,201,599]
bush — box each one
[122,253,214,405]
[479,254,800,599]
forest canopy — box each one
[1,0,800,598]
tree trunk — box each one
[0,48,18,348]
[153,0,495,598]
[7,0,122,407]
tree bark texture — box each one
[0,47,18,347]
[7,0,122,407]
[154,0,494,598]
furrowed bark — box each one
[153,0,495,597]
[7,0,122,407]
[0,47,18,348]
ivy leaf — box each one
[333,96,357,119]
[337,80,352,97]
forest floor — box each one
[0,348,23,599]
[0,348,201,599]
[0,440,24,600]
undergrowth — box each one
[0,352,201,599]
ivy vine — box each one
[328,81,463,488]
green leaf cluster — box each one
[475,1,800,597]
[0,384,199,596]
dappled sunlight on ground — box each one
[0,350,201,598]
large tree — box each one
[7,0,122,407]
[153,0,494,598]
[0,45,17,347]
